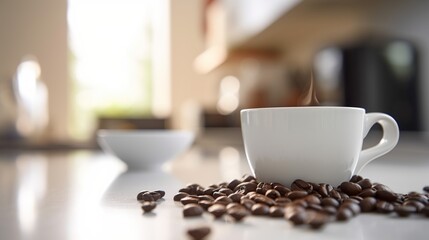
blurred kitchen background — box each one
[0,0,428,149]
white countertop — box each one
[1,131,429,240]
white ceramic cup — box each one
[240,107,400,186]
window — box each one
[68,0,168,140]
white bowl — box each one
[97,130,194,170]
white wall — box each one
[0,0,69,141]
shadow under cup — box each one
[240,107,399,186]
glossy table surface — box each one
[1,130,429,240]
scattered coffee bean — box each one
[376,190,398,202]
[357,178,372,189]
[171,177,429,230]
[360,197,377,212]
[350,175,363,183]
[227,206,249,222]
[187,226,211,240]
[274,185,291,196]
[251,203,270,216]
[138,192,154,202]
[240,198,255,210]
[141,201,156,213]
[321,197,339,208]
[181,196,199,205]
[208,204,227,218]
[285,206,307,225]
[266,189,281,199]
[308,212,330,229]
[423,186,429,193]
[183,204,204,217]
[359,188,377,198]
[214,196,233,205]
[227,179,242,190]
[337,207,353,221]
[269,206,284,218]
[173,192,188,201]
[198,200,213,210]
[395,205,416,217]
[136,191,149,201]
[376,201,395,213]
[149,191,162,201]
[287,190,308,200]
[291,179,313,192]
[340,182,362,196]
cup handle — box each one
[355,113,400,175]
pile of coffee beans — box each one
[173,175,429,229]
[136,190,165,213]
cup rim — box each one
[240,106,365,113]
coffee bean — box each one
[138,192,154,202]
[373,183,392,192]
[240,198,255,210]
[376,190,398,202]
[321,197,339,208]
[154,190,165,198]
[329,189,342,200]
[252,194,276,206]
[187,226,211,240]
[274,185,291,196]
[178,187,191,194]
[403,200,425,212]
[141,201,156,213]
[234,182,257,194]
[358,188,376,198]
[219,188,234,196]
[350,196,363,202]
[227,179,242,190]
[318,184,333,198]
[226,203,242,210]
[407,195,429,205]
[343,198,360,205]
[181,196,199,205]
[423,186,429,193]
[292,179,313,192]
[257,182,272,194]
[198,195,214,201]
[228,193,244,203]
[337,207,353,221]
[208,204,227,218]
[251,203,270,216]
[292,199,308,208]
[341,202,361,216]
[183,204,204,217]
[174,192,189,201]
[285,206,307,225]
[214,196,233,205]
[287,190,308,200]
[340,182,362,196]
[304,195,321,205]
[350,175,363,183]
[322,206,337,215]
[213,191,227,199]
[227,206,249,222]
[137,191,149,201]
[202,188,215,196]
[360,197,377,212]
[357,178,372,189]
[218,182,228,188]
[241,174,256,182]
[308,212,330,229]
[376,201,395,213]
[308,203,323,211]
[269,206,284,218]
[266,189,281,199]
[198,200,213,210]
[395,205,416,217]
[149,192,161,201]
[275,197,291,205]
